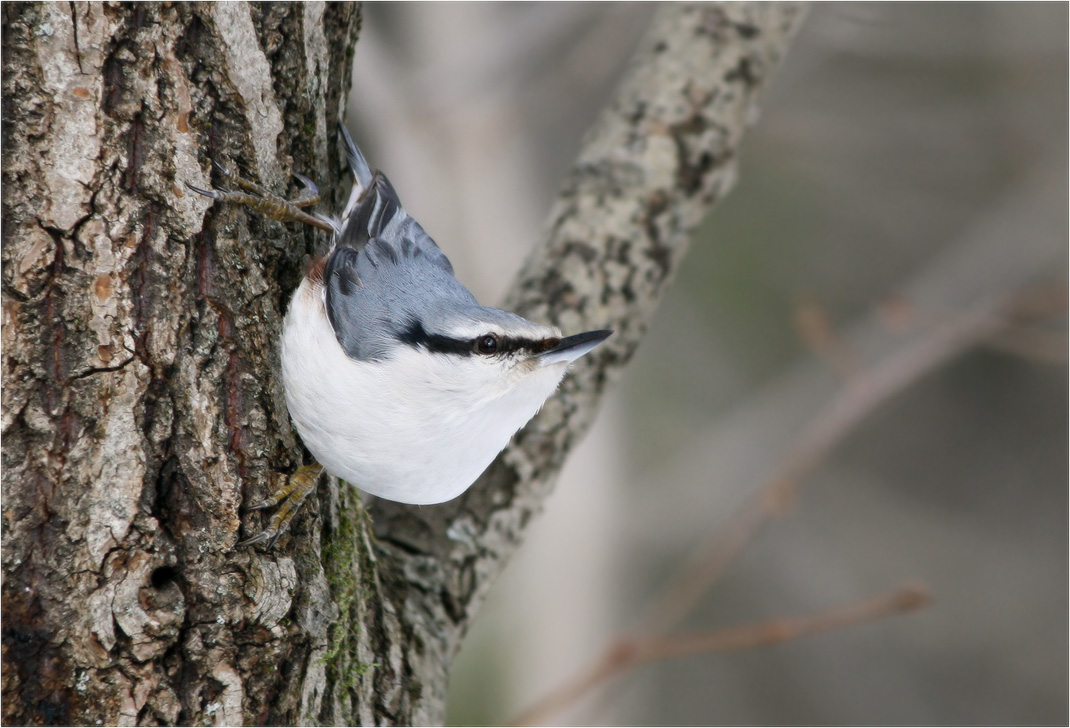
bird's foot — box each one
[187,161,334,232]
[239,462,325,548]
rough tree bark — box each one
[2,2,806,725]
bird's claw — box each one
[211,159,235,179]
[292,173,318,194]
[186,161,334,232]
[290,173,321,208]
[184,181,222,200]
[239,462,325,549]
[237,528,280,549]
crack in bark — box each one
[67,2,83,75]
[70,356,138,381]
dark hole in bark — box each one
[150,565,179,589]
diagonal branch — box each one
[369,0,808,639]
[512,584,931,726]
[359,5,810,722]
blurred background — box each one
[347,4,1068,725]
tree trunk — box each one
[2,2,805,725]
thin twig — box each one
[632,583,930,662]
[983,326,1069,363]
[981,281,1068,363]
[511,584,931,726]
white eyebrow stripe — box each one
[440,323,508,340]
[441,322,558,341]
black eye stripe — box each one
[482,335,560,355]
[398,320,472,356]
[398,320,560,358]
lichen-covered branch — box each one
[369,3,808,722]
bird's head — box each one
[388,305,611,417]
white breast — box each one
[279,279,568,504]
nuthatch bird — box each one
[189,126,611,546]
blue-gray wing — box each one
[324,170,475,361]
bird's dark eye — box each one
[475,335,499,355]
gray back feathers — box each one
[324,130,488,361]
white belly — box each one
[279,279,565,504]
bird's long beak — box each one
[535,329,613,365]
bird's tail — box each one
[339,124,374,222]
